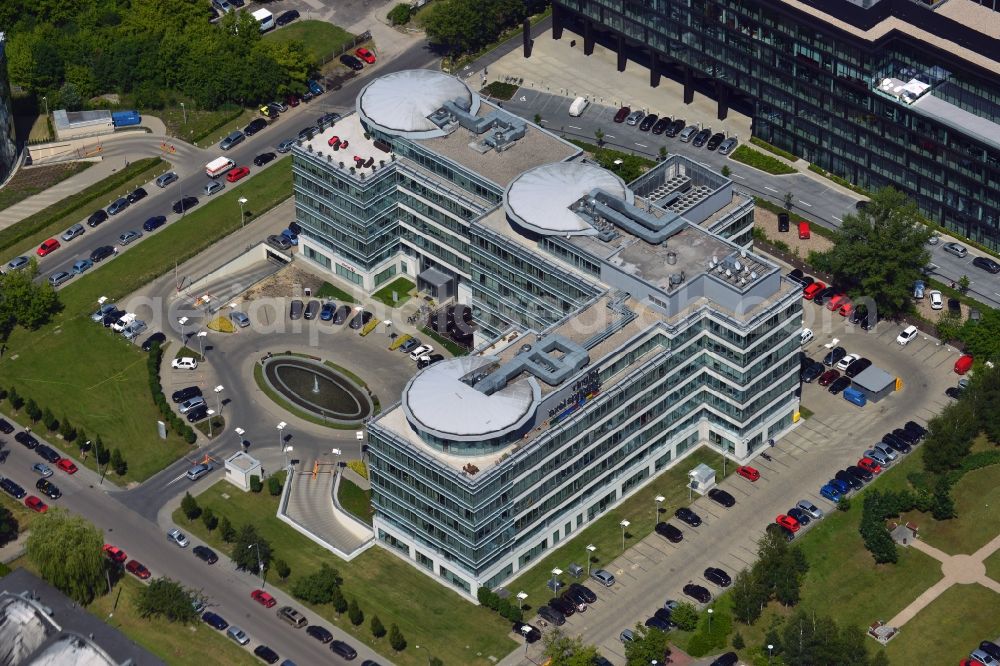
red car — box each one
[613,106,631,123]
[838,301,853,317]
[24,495,48,513]
[355,47,376,64]
[954,354,973,375]
[736,465,760,482]
[57,458,78,474]
[251,589,276,608]
[126,559,151,579]
[798,221,811,239]
[826,294,847,311]
[775,514,800,532]
[285,94,300,108]
[328,135,341,147]
[226,166,250,183]
[37,238,61,257]
[803,281,826,300]
[818,369,840,386]
[857,457,882,475]
[103,544,128,564]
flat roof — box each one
[226,451,260,472]
[912,93,1000,151]
[299,114,387,176]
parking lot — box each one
[510,284,959,665]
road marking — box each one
[568,125,582,130]
[798,200,813,207]
[605,134,616,139]
[635,143,648,148]
[165,472,190,487]
[764,186,779,193]
[730,173,745,179]
[833,216,843,222]
[699,162,712,169]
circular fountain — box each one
[261,355,373,424]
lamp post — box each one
[586,543,596,576]
[247,543,264,587]
[235,427,246,451]
[205,409,215,437]
[707,607,713,633]
[180,102,186,125]
[283,445,293,468]
[520,625,532,654]
[331,447,342,477]
[214,385,224,415]
[178,316,189,342]
[42,96,48,119]
[414,645,431,666]
[276,421,286,450]
[516,591,527,610]
[655,494,665,527]
[550,567,562,593]
[238,197,248,228]
[767,644,774,665]
[620,519,630,552]
[197,330,208,357]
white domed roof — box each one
[357,70,477,139]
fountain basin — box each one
[261,356,373,423]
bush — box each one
[348,598,364,626]
[290,564,342,604]
[59,417,76,442]
[730,146,797,175]
[111,448,127,476]
[671,602,699,631]
[371,614,386,638]
[267,475,283,496]
[387,3,412,25]
[274,558,291,580]
[250,475,263,493]
[42,407,58,432]
[8,387,23,410]
[202,508,218,531]
[389,623,406,651]
[25,398,42,422]
[219,516,236,542]
[181,492,201,520]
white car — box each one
[799,328,814,345]
[836,353,860,372]
[110,313,136,333]
[896,325,919,345]
[929,290,943,310]
[167,528,189,548]
[172,357,198,370]
[409,344,434,361]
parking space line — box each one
[798,200,813,207]
[764,186,779,193]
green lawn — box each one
[0,162,93,212]
[156,102,247,144]
[729,145,797,175]
[264,20,355,62]
[0,489,43,534]
[371,277,414,307]
[508,446,734,614]
[337,477,373,525]
[173,480,517,666]
[901,464,1000,555]
[316,280,358,303]
[985,549,1000,584]
[884,584,1000,665]
[0,159,294,483]
[88,575,257,665]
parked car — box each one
[142,215,167,232]
[800,360,824,383]
[277,606,308,628]
[818,369,840,386]
[665,119,686,136]
[118,230,143,246]
[767,522,795,542]
[903,421,927,439]
[90,245,117,263]
[329,641,357,660]
[15,432,38,449]
[126,560,151,579]
[828,376,852,394]
[254,152,277,167]
[35,478,62,499]
[651,117,670,134]
[717,137,738,154]
[537,605,565,625]
[409,344,434,361]
[244,118,267,136]
[172,386,202,403]
[955,354,974,375]
[942,241,968,258]
[828,478,851,495]
[172,196,199,214]
[847,464,873,481]
[220,130,245,150]
[0,479,26,500]
[355,47,376,63]
[683,584,711,603]
[704,567,731,586]
[736,465,760,481]
[61,223,85,241]
[35,444,61,463]
[674,507,702,527]
[87,209,108,227]
[277,138,297,153]
[288,300,304,320]
[844,357,871,378]
[706,132,726,150]
[226,166,250,182]
[172,357,198,370]
[6,256,29,271]
[127,186,148,203]
[57,459,78,474]
[796,499,823,520]
[186,405,209,422]
[655,521,683,542]
[156,172,179,188]
[48,271,72,287]
[202,611,229,630]
[108,197,130,216]
[692,128,712,147]
[193,545,218,564]
[836,353,860,372]
[973,256,1000,273]
[167,528,189,547]
[332,305,352,324]
[819,484,842,502]
[306,625,333,643]
[591,569,615,587]
[267,234,292,251]
[103,544,128,564]
[36,238,60,257]
[775,514,800,532]
[638,113,659,132]
[823,346,847,366]
[625,110,645,125]
[836,469,863,491]
[708,488,735,507]
[303,300,320,320]
[340,54,364,70]
[349,310,374,330]
[613,106,631,123]
[568,583,597,604]
[142,332,167,351]
[252,589,277,608]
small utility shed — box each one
[852,365,897,403]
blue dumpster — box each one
[843,386,867,407]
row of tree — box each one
[731,531,809,625]
[422,0,545,57]
[148,344,202,445]
[759,610,890,666]
[2,0,314,110]
[542,626,669,666]
[923,362,1000,472]
[477,586,523,623]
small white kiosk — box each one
[688,463,717,496]
[225,451,262,491]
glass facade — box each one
[553,0,1000,248]
[0,35,19,184]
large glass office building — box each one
[550,0,1000,248]
[292,70,801,600]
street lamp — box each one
[247,543,264,587]
[276,422,286,451]
[214,385,224,415]
[331,447,342,477]
[196,330,208,357]
[707,607,714,633]
[550,567,562,593]
[238,197,248,228]
[42,96,48,119]
[178,316,189,341]
[180,102,186,125]
[586,544,596,576]
[206,409,216,437]
[655,495,665,527]
[283,445,293,468]
[235,427,247,450]
[620,519,630,551]
[414,645,431,666]
[516,591,527,610]
[767,644,774,664]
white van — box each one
[568,97,589,117]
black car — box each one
[812,286,837,306]
[244,118,268,136]
[349,310,373,329]
[766,522,795,542]
[36,478,62,499]
[15,431,39,449]
[708,488,735,507]
[562,586,589,607]
[655,521,683,542]
[665,119,686,137]
[187,405,209,422]
[651,117,671,134]
[329,640,357,660]
[317,112,341,126]
[638,114,659,132]
[828,376,851,394]
[0,418,13,434]
[801,360,824,383]
[706,132,726,150]
[127,187,148,204]
[674,507,701,527]
[881,433,911,453]
[254,152,277,167]
[835,469,864,491]
[297,126,319,141]
[568,583,597,604]
[891,427,919,446]
[692,128,712,147]
[35,444,61,463]
[536,605,565,626]
[275,9,300,26]
[202,611,228,630]
[143,215,167,232]
[683,583,711,603]
[87,209,108,227]
[90,245,116,263]
[903,421,927,439]
[548,596,576,617]
[172,196,199,214]
[786,268,805,285]
[332,305,352,325]
[193,545,218,564]
[0,478,26,500]
[704,567,731,587]
[787,507,811,526]
[979,641,1000,661]
[514,622,542,643]
[172,386,202,403]
[710,653,739,666]
[253,645,280,664]
[946,386,964,399]
[778,212,790,232]
[304,299,320,320]
[141,332,167,352]
[644,616,671,631]
[653,607,677,628]
[340,54,364,70]
[847,464,873,482]
[102,308,125,327]
[417,353,445,369]
[844,357,872,378]
[973,256,1000,273]
[823,346,847,366]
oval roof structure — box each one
[357,70,478,140]
[504,162,631,236]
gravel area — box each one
[242,264,326,301]
[755,207,833,256]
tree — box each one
[388,623,407,651]
[94,436,110,466]
[267,475,283,496]
[922,400,978,472]
[58,416,76,442]
[26,511,105,604]
[810,187,932,317]
[932,476,956,520]
[731,568,766,625]
[958,274,970,293]
[136,577,198,622]
[670,602,699,631]
[594,127,605,147]
[219,516,236,542]
[783,191,793,211]
[250,474,263,492]
[659,146,668,161]
[0,506,19,547]
[732,631,745,650]
[8,386,23,410]
[25,398,41,422]
[624,624,671,665]
[371,614,386,638]
[387,3,413,26]
[110,448,127,476]
[201,507,218,531]
[41,407,58,431]
[291,564,342,604]
[542,629,600,666]
[721,165,731,177]
[331,586,348,614]
[0,262,59,338]
[533,113,541,125]
[181,492,201,520]
[233,524,271,573]
[274,558,291,580]
[348,598,364,626]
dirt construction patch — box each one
[755,207,833,257]
[241,264,327,301]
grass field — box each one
[884,584,1000,665]
[371,277,414,307]
[88,575,257,665]
[507,446,735,614]
[0,162,93,212]
[986,549,1000,584]
[901,464,1000,555]
[337,477,373,525]
[157,102,253,145]
[0,159,294,483]
[316,280,358,303]
[264,20,354,62]
[729,145,797,175]
[174,479,516,666]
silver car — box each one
[277,138,296,153]
[865,448,892,467]
[227,626,250,645]
[118,230,143,246]
[796,499,823,520]
[61,224,85,241]
[7,256,30,271]
[122,319,147,340]
[591,569,615,587]
[678,125,698,142]
[230,311,250,328]
[156,171,179,188]
[167,528,189,548]
[220,130,245,151]
[48,271,72,287]
[942,241,968,258]
[718,137,739,155]
[186,463,213,481]
[203,180,225,196]
[625,110,645,126]
[875,442,898,461]
[107,197,130,216]
[178,396,206,414]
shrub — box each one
[387,3,412,25]
[7,387,23,410]
[250,475,263,493]
[274,558,291,580]
[267,475,283,496]
[729,145,796,175]
[181,492,201,520]
[59,417,76,442]
[111,448,127,476]
[389,623,406,651]
[348,598,364,626]
[25,398,42,422]
[202,508,218,531]
[371,615,386,638]
[42,407,58,432]
[219,516,236,542]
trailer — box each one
[251,8,274,32]
[111,110,141,127]
[205,157,235,178]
